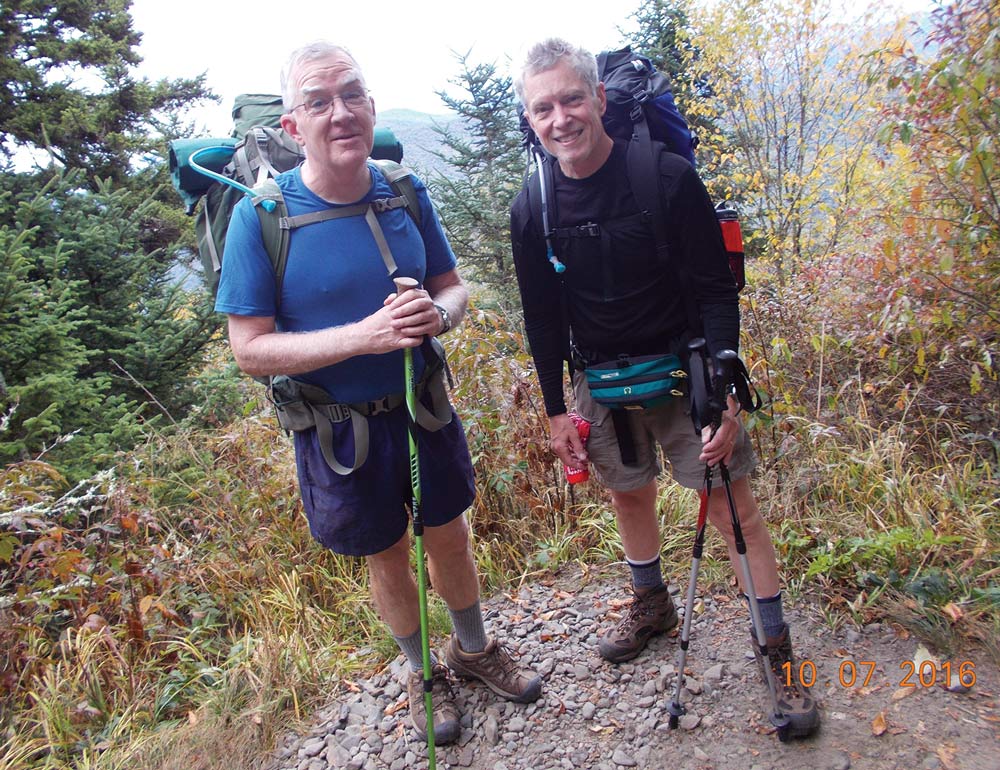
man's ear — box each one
[280,113,305,146]
[596,82,608,117]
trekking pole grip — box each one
[714,349,738,411]
[393,276,419,294]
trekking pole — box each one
[712,350,792,743]
[667,462,712,729]
[393,276,437,767]
[667,337,723,729]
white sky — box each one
[129,0,930,137]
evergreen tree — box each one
[430,52,526,315]
[0,2,225,479]
[0,170,222,479]
[0,0,214,187]
[0,174,141,475]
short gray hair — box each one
[513,38,599,106]
[280,42,363,111]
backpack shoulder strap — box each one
[252,178,290,311]
[625,136,704,337]
[625,136,666,253]
[372,158,422,229]
[526,167,544,241]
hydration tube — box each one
[188,146,277,213]
[532,147,565,273]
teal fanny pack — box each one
[584,353,687,410]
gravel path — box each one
[264,563,999,770]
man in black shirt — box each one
[510,37,818,738]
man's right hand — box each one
[549,412,588,470]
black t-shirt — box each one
[510,139,740,417]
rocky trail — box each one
[264,563,999,770]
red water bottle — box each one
[564,412,591,484]
[716,204,746,292]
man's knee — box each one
[611,481,658,515]
[424,514,472,557]
[707,478,765,535]
[367,531,411,576]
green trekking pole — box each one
[393,277,437,767]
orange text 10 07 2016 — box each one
[779,660,976,689]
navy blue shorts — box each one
[293,405,476,557]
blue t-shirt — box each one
[215,163,457,403]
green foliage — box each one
[0,171,222,478]
[802,527,961,582]
[445,300,608,589]
[429,53,527,315]
[0,0,215,187]
[0,416,378,768]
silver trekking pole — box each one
[667,463,712,728]
[672,341,791,741]
[713,349,791,742]
[393,277,437,767]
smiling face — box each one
[522,59,614,179]
[280,50,376,199]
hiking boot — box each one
[445,635,543,704]
[406,663,461,745]
[751,624,820,738]
[599,584,679,663]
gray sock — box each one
[627,555,664,592]
[449,600,488,654]
[393,629,438,672]
[755,592,786,640]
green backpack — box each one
[168,93,417,299]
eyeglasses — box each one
[292,88,370,117]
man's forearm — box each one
[229,321,372,378]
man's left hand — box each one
[384,286,442,338]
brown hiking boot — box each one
[599,584,679,663]
[406,663,461,745]
[751,624,820,738]
[445,636,543,703]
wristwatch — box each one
[433,303,452,334]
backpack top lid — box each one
[232,94,285,137]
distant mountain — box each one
[377,108,464,180]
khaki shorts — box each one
[572,371,758,491]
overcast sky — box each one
[129,0,929,137]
